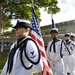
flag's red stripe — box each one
[31,34,44,47]
[47,60,51,67]
[40,49,47,58]
[46,71,52,75]
[31,34,47,58]
[31,34,52,75]
[43,62,52,75]
[42,62,52,75]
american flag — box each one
[31,7,52,75]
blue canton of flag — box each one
[32,7,41,36]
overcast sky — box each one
[40,0,75,26]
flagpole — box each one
[51,14,53,19]
[31,0,34,8]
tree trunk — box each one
[0,2,2,34]
[0,2,4,52]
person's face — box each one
[64,36,70,40]
[70,36,74,40]
[15,27,27,38]
[51,32,58,39]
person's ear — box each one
[25,28,30,32]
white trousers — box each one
[63,54,75,75]
[50,59,65,75]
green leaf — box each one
[0,0,60,32]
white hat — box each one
[13,19,33,29]
[64,33,70,37]
[50,28,58,33]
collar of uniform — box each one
[52,38,60,43]
[17,37,25,46]
[65,40,71,45]
[17,36,31,46]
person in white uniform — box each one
[70,33,75,74]
[1,19,43,75]
[63,33,75,75]
[46,28,65,75]
[70,33,75,42]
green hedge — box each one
[0,50,9,73]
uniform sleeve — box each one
[26,40,40,64]
[71,41,75,49]
[71,41,75,54]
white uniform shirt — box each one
[63,40,75,56]
[1,36,43,75]
[46,39,66,61]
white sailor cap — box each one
[70,32,75,37]
[13,19,33,29]
[64,33,70,37]
[50,28,58,34]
